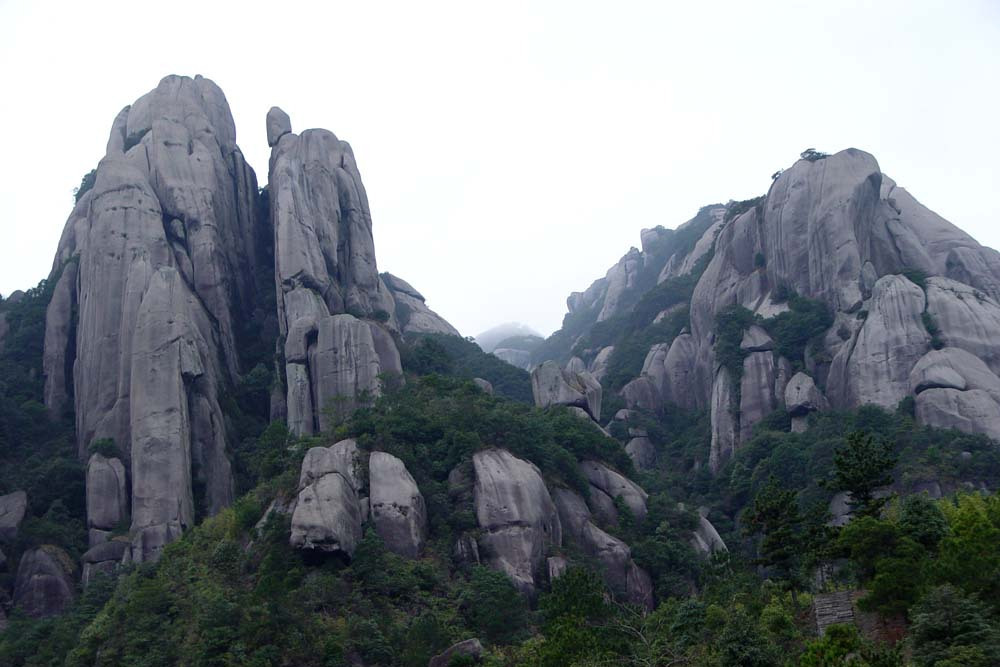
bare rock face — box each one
[661,334,699,411]
[381,272,459,337]
[923,277,1000,374]
[531,360,602,420]
[472,449,562,596]
[42,75,262,557]
[740,325,774,352]
[0,490,27,543]
[472,378,494,394]
[589,346,615,383]
[269,108,402,435]
[429,639,484,667]
[620,375,660,413]
[553,488,653,610]
[368,451,427,558]
[690,508,727,557]
[290,440,364,558]
[739,351,779,443]
[86,454,128,545]
[13,546,76,618]
[785,372,829,415]
[830,275,930,410]
[909,348,998,401]
[709,367,737,473]
[597,248,643,322]
[81,539,130,586]
[579,461,648,521]
[916,389,1000,441]
[625,436,656,470]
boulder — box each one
[312,314,389,431]
[740,325,774,352]
[13,546,76,618]
[660,333,699,411]
[620,375,660,413]
[589,346,615,383]
[472,449,562,596]
[625,436,656,470]
[553,488,653,610]
[784,372,829,416]
[381,272,459,337]
[265,106,291,146]
[368,452,427,558]
[81,539,130,586]
[298,440,363,492]
[429,639,484,667]
[289,471,363,558]
[531,360,602,420]
[915,388,1000,441]
[472,378,494,394]
[547,556,569,581]
[492,347,533,371]
[597,248,643,322]
[86,454,128,539]
[690,508,727,556]
[909,348,998,401]
[0,490,27,543]
[579,461,647,521]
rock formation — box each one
[531,360,602,420]
[13,546,76,618]
[42,75,264,559]
[553,487,654,609]
[472,448,562,596]
[0,490,27,543]
[86,454,128,547]
[268,106,404,436]
[368,451,427,558]
[290,439,365,558]
[579,461,648,521]
[381,273,459,337]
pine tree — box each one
[831,430,896,518]
[744,475,802,581]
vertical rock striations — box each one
[267,107,402,436]
[42,75,263,559]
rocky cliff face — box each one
[544,148,999,471]
[42,75,263,560]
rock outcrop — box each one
[553,488,653,610]
[381,273,459,337]
[42,75,264,557]
[268,107,403,436]
[81,539,130,585]
[785,372,829,432]
[472,449,562,596]
[579,461,648,521]
[86,454,128,547]
[13,546,76,618]
[290,440,364,558]
[0,490,27,543]
[709,367,738,472]
[368,451,427,558]
[690,508,727,556]
[429,639,484,667]
[531,360,602,420]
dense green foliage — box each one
[399,334,533,403]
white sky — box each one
[0,1,998,337]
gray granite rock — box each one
[531,360,602,420]
[266,106,291,147]
[472,378,494,394]
[429,639,484,667]
[13,546,76,618]
[625,436,656,470]
[579,461,647,521]
[86,454,128,539]
[381,272,459,337]
[0,490,27,543]
[472,449,561,596]
[784,372,828,416]
[915,388,1000,441]
[368,452,427,558]
[709,367,737,473]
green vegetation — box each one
[72,169,96,203]
[400,334,533,403]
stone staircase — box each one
[812,591,855,635]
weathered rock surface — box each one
[739,351,779,442]
[492,347,533,371]
[298,439,364,491]
[381,272,459,337]
[429,639,484,667]
[81,539,130,585]
[86,454,128,542]
[13,546,76,618]
[830,275,930,409]
[691,508,727,557]
[0,490,27,543]
[472,377,494,394]
[579,461,648,521]
[620,375,660,413]
[625,436,656,470]
[369,452,427,558]
[472,449,561,596]
[270,108,402,434]
[553,488,653,610]
[531,360,602,420]
[265,106,291,146]
[740,325,774,352]
[915,388,1000,441]
[290,440,364,557]
[709,367,737,473]
[42,75,263,556]
[785,372,829,415]
[598,248,643,322]
[923,277,1000,374]
[589,346,615,383]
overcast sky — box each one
[1,1,998,337]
